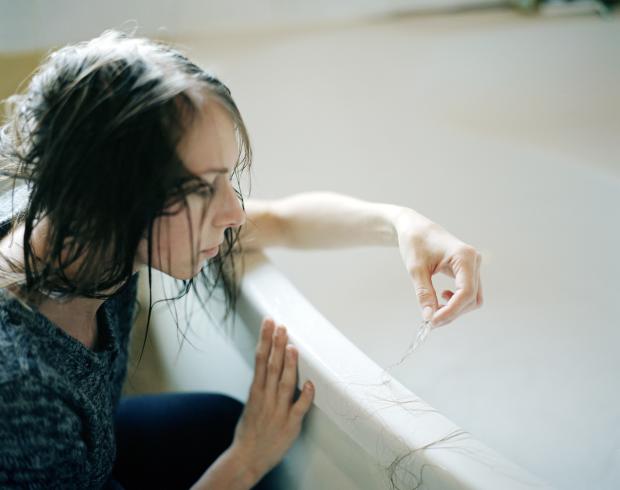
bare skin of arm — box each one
[237,192,483,327]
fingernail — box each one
[423,306,434,321]
[305,381,314,391]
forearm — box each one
[190,445,258,490]
[240,192,432,251]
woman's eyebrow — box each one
[204,168,228,174]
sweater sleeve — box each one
[0,376,89,489]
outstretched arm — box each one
[238,192,483,328]
[239,192,401,251]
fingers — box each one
[253,317,275,390]
[476,281,484,307]
[253,316,315,421]
[432,289,470,327]
[441,290,454,302]
[276,343,315,422]
[432,249,483,327]
[409,265,439,322]
[239,317,315,475]
[276,345,298,413]
[265,324,287,397]
[291,381,314,421]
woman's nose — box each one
[215,180,246,228]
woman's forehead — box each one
[177,99,238,176]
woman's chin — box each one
[190,260,210,279]
[140,257,210,281]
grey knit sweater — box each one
[0,186,139,489]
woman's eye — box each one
[192,182,215,197]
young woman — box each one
[0,30,483,489]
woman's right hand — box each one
[231,317,315,483]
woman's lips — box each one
[201,245,220,257]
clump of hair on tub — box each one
[384,428,471,490]
[333,320,480,490]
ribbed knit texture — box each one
[0,186,140,489]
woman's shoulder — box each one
[0,370,92,488]
[108,271,140,329]
[0,298,42,385]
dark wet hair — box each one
[0,29,252,358]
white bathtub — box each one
[254,139,620,489]
[149,132,619,489]
[150,247,552,489]
[146,9,619,488]
[237,251,558,489]
[149,251,548,490]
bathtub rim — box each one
[223,251,552,490]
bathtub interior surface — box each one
[172,8,619,489]
[265,135,620,490]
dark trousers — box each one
[108,392,281,490]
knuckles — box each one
[457,245,483,268]
[414,284,434,300]
[278,379,293,392]
[407,263,426,278]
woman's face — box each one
[135,98,246,279]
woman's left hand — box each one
[394,209,483,328]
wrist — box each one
[391,206,431,237]
[190,444,258,490]
[227,442,262,487]
[373,203,408,246]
